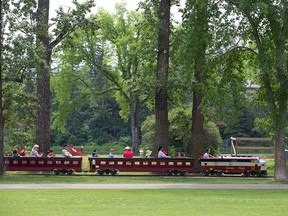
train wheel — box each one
[173,170,179,175]
[216,172,222,177]
[111,170,117,176]
[98,170,104,176]
[210,170,215,176]
[54,170,60,175]
[244,171,250,177]
[67,170,73,175]
[166,170,173,176]
[180,170,186,176]
[251,171,256,176]
[105,170,110,175]
[204,171,209,176]
[61,169,67,175]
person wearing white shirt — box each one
[62,144,73,157]
[203,148,214,158]
[157,146,170,158]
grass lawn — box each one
[2,174,287,184]
[0,189,287,216]
[0,157,287,216]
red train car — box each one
[4,156,82,175]
[199,156,268,176]
[89,157,195,176]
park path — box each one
[1,183,288,189]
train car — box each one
[4,156,82,175]
[89,157,195,176]
[199,156,268,176]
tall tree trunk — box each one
[274,126,287,180]
[0,0,4,176]
[155,0,170,152]
[130,95,140,155]
[36,0,51,153]
[191,93,205,171]
[190,0,208,171]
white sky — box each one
[50,0,183,21]
[50,0,141,17]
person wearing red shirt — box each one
[123,146,134,158]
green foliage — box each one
[140,115,156,150]
[51,99,131,147]
[141,104,222,154]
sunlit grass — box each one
[0,189,287,216]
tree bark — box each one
[190,0,208,171]
[155,0,170,152]
[274,127,287,180]
[130,95,140,155]
[0,0,4,176]
[35,0,51,153]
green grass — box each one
[0,189,287,216]
[0,157,287,216]
[1,174,288,184]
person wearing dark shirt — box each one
[92,149,99,157]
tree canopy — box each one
[1,0,287,180]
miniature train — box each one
[199,156,268,176]
[3,155,268,176]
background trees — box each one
[1,0,286,180]
[224,0,288,181]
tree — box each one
[35,0,94,153]
[155,0,171,151]
[52,4,156,154]
[177,0,209,169]
[35,0,51,154]
[226,0,288,180]
[0,0,4,176]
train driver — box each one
[203,148,214,158]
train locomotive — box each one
[199,156,267,176]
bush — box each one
[141,105,222,156]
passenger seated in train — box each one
[12,149,20,157]
[15,145,27,156]
[92,149,99,157]
[46,149,56,158]
[62,144,73,157]
[158,146,171,158]
[203,148,214,159]
[108,149,115,158]
[30,145,43,157]
[145,150,152,158]
[123,146,134,158]
[176,152,186,158]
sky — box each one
[50,0,141,17]
[50,0,183,21]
